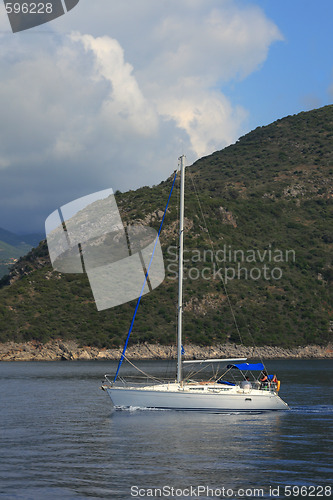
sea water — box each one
[0,359,332,500]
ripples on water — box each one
[0,360,332,499]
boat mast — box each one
[177,155,186,384]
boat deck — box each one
[103,381,276,397]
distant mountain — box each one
[0,105,332,348]
[0,228,44,278]
[16,233,44,247]
[0,227,29,247]
[0,227,43,248]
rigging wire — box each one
[187,169,244,345]
[113,170,178,383]
[185,362,220,382]
[120,355,166,383]
[175,163,180,357]
[187,168,265,368]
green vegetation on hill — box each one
[0,106,332,348]
[0,241,31,278]
[0,227,43,277]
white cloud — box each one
[0,1,283,232]
[70,33,158,138]
[134,3,282,156]
[145,4,282,84]
[156,81,248,157]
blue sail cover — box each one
[228,362,265,371]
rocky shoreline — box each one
[0,340,332,361]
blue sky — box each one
[230,0,333,129]
[0,0,332,234]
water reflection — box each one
[97,409,288,498]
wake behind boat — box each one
[102,156,289,412]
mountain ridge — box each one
[0,105,332,348]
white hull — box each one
[104,383,288,412]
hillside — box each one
[0,228,42,278]
[0,105,332,348]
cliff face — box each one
[0,106,332,349]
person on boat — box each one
[260,370,269,389]
[240,376,252,390]
[271,374,278,389]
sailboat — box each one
[102,156,289,411]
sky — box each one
[0,0,332,235]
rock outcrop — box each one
[0,340,332,361]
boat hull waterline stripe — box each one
[115,407,285,413]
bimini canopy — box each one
[227,362,264,371]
